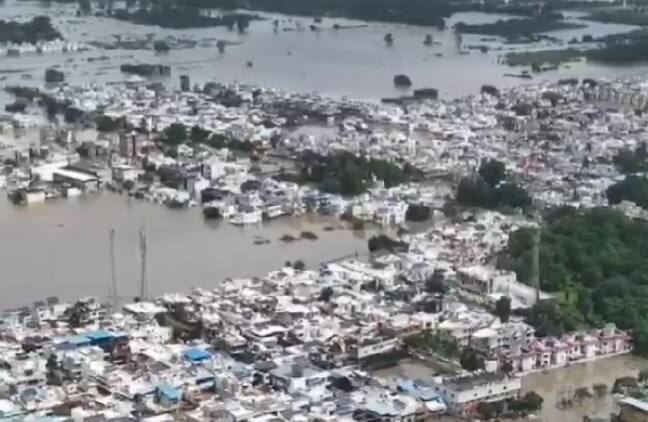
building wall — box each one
[357,338,400,359]
[437,376,521,415]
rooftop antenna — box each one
[109,228,118,309]
[139,226,149,301]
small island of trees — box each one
[0,16,62,44]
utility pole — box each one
[531,222,541,304]
[139,226,148,300]
[109,228,118,309]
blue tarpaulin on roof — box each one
[157,383,181,401]
[183,347,210,361]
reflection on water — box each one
[0,193,380,308]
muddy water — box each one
[0,192,385,308]
[522,355,648,421]
[0,1,644,101]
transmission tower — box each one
[109,228,118,309]
[139,226,149,300]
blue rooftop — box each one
[183,347,211,362]
[157,383,181,401]
[83,329,116,341]
[59,335,91,348]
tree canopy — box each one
[301,151,406,196]
[456,159,531,209]
[606,176,648,209]
[479,159,506,187]
[498,207,648,355]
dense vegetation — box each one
[587,7,648,26]
[108,7,257,30]
[155,0,452,27]
[587,40,648,64]
[506,40,648,68]
[613,144,648,174]
[455,15,583,39]
[505,48,583,67]
[456,159,531,210]
[0,16,61,44]
[498,207,648,355]
[161,123,255,152]
[606,176,648,209]
[300,151,406,196]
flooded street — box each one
[0,193,381,308]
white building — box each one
[269,363,328,394]
[433,373,521,416]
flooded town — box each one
[3,0,648,421]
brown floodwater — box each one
[522,354,648,421]
[0,192,381,308]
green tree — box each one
[612,376,639,394]
[163,123,187,145]
[495,182,531,208]
[319,287,334,302]
[479,159,506,187]
[293,259,306,271]
[190,125,210,144]
[425,270,447,295]
[153,40,170,52]
[495,296,512,323]
[459,347,484,371]
[606,176,648,209]
[456,177,496,208]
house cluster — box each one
[5,75,648,223]
[494,324,633,374]
[0,200,635,420]
[0,271,523,421]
